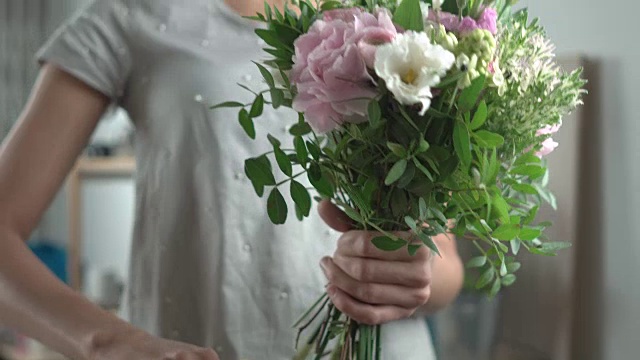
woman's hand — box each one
[89,328,219,360]
[318,201,434,325]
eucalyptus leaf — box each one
[368,101,382,127]
[489,277,502,297]
[519,226,542,241]
[511,164,546,179]
[387,142,407,157]
[510,239,521,255]
[466,256,487,268]
[306,140,321,161]
[475,266,495,289]
[512,183,539,195]
[418,232,441,256]
[419,198,428,220]
[270,88,285,108]
[245,156,276,186]
[501,274,517,286]
[408,244,422,256]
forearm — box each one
[0,226,131,359]
[420,234,464,314]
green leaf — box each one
[524,205,539,224]
[492,224,521,241]
[419,198,428,220]
[417,138,430,153]
[238,109,255,139]
[418,232,441,256]
[250,94,264,117]
[254,61,275,88]
[210,101,245,110]
[306,141,321,161]
[492,193,511,223]
[245,156,276,187]
[459,75,486,112]
[267,134,281,148]
[500,261,508,277]
[290,180,311,217]
[385,159,408,186]
[404,216,418,231]
[267,188,288,224]
[294,136,308,166]
[470,101,488,130]
[289,122,313,136]
[453,121,472,169]
[515,152,542,166]
[474,130,505,148]
[387,142,407,157]
[368,101,382,127]
[510,239,521,255]
[512,183,539,195]
[519,227,542,241]
[274,146,292,177]
[408,244,422,256]
[390,188,408,217]
[413,158,435,182]
[475,266,495,289]
[372,236,406,252]
[397,162,416,188]
[270,88,285,108]
[393,0,424,32]
[506,261,522,273]
[466,256,487,268]
[489,277,502,297]
[320,0,343,10]
[501,274,517,287]
[541,242,572,252]
[308,170,334,198]
[511,164,546,179]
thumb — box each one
[317,200,353,233]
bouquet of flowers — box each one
[213,0,586,358]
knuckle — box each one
[415,266,432,287]
[360,311,380,326]
[352,260,373,282]
[414,287,432,305]
[355,283,375,302]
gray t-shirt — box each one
[37,0,435,358]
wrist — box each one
[82,316,143,359]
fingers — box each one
[336,231,431,262]
[326,285,415,325]
[333,254,432,288]
[172,349,218,360]
[318,200,353,232]
[321,257,431,309]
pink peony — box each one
[535,124,562,157]
[428,8,498,36]
[291,8,397,133]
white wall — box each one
[518,1,640,359]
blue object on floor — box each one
[29,241,68,284]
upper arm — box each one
[0,64,110,238]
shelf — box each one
[74,156,135,177]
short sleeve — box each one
[36,0,132,99]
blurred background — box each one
[0,0,638,359]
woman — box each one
[0,0,464,359]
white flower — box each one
[432,0,445,11]
[374,31,455,115]
[420,2,430,18]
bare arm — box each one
[0,65,218,360]
[0,64,120,358]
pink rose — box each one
[291,8,397,133]
[534,124,562,157]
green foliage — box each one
[393,0,424,32]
